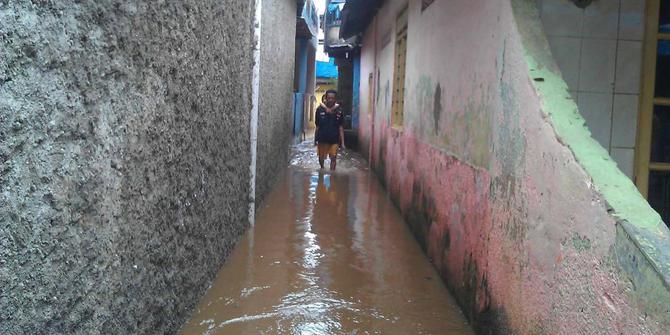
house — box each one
[293,0,320,142]
[338,0,670,333]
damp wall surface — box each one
[357,0,669,333]
[0,1,255,334]
[255,0,298,205]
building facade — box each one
[292,0,319,142]
[323,0,365,147]
[341,0,669,333]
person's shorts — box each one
[317,143,339,159]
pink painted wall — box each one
[357,0,666,333]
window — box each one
[637,0,670,226]
[391,7,408,128]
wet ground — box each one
[180,142,474,335]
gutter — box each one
[249,0,262,226]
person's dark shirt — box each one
[315,105,343,144]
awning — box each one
[339,0,384,39]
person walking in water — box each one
[315,89,345,170]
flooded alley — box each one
[179,143,474,335]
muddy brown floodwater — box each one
[180,143,475,335]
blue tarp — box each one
[316,58,338,79]
[326,2,344,25]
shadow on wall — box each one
[572,0,593,9]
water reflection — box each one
[179,143,474,335]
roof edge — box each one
[340,0,383,39]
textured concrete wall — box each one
[255,0,297,204]
[357,0,669,333]
[1,1,254,334]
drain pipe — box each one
[248,0,262,227]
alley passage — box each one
[180,143,474,335]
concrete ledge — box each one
[512,0,670,326]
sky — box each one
[314,0,330,62]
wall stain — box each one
[415,76,493,168]
[571,232,592,252]
[384,80,390,108]
[444,88,494,169]
[433,83,442,134]
[376,68,381,104]
[416,75,433,134]
[403,178,437,254]
[490,82,528,243]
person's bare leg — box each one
[317,144,325,169]
[330,156,336,170]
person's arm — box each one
[314,110,319,146]
[314,126,319,146]
[337,109,345,149]
[322,103,340,113]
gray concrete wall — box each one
[0,1,254,334]
[255,0,297,205]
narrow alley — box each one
[179,143,474,334]
[3,0,670,334]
